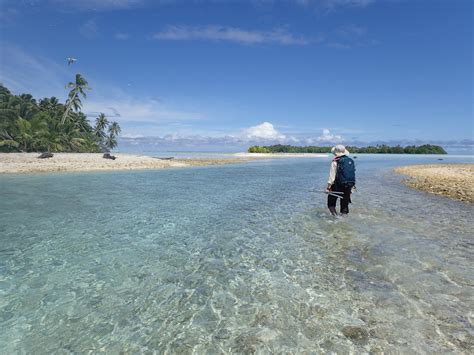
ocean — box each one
[0,154,473,353]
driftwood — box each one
[103,153,116,160]
[38,152,54,159]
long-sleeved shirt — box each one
[327,158,338,185]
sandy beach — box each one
[395,164,474,203]
[0,152,331,174]
[0,153,259,174]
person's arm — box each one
[326,160,337,191]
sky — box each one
[0,0,472,152]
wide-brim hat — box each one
[331,145,350,157]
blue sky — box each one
[0,0,472,151]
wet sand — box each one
[0,153,257,174]
[395,164,474,203]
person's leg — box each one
[340,187,352,214]
[327,193,338,216]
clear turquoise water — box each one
[0,155,473,353]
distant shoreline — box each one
[395,164,474,203]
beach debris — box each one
[155,157,174,160]
[38,152,54,159]
[103,153,116,160]
[66,57,77,65]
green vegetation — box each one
[248,144,447,154]
[0,74,121,153]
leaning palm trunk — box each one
[61,91,78,125]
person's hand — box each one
[326,184,332,192]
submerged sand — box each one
[0,153,258,174]
[395,164,474,203]
[235,153,329,158]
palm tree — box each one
[74,112,92,133]
[0,93,41,150]
[0,85,11,101]
[105,134,118,150]
[61,74,90,124]
[11,117,48,151]
[108,121,121,137]
[94,113,109,138]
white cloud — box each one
[117,126,348,151]
[243,122,286,140]
[152,25,311,45]
[0,44,203,128]
[84,97,203,124]
[319,128,343,142]
[0,44,70,98]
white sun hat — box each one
[331,144,350,157]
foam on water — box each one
[0,155,473,353]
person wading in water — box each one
[326,144,356,216]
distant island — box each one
[0,74,120,153]
[248,144,447,154]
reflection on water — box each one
[0,155,473,353]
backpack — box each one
[335,156,356,188]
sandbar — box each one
[0,153,257,174]
[395,164,474,203]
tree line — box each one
[0,74,121,153]
[248,144,447,154]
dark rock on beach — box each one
[103,153,116,160]
[38,152,54,159]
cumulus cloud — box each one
[319,128,343,142]
[243,122,286,140]
[119,125,347,152]
[152,25,311,45]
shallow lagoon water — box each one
[0,155,473,353]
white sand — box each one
[0,152,330,174]
[0,153,186,174]
[395,164,474,203]
[0,153,255,174]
